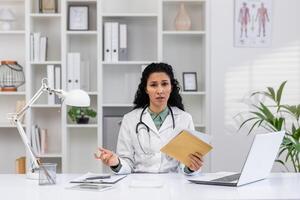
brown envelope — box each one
[160,130,213,166]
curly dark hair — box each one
[133,62,184,110]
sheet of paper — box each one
[129,180,164,188]
[70,172,127,184]
[66,183,114,192]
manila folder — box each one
[160,130,213,166]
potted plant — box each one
[239,81,300,172]
[68,106,97,124]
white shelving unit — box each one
[0,0,210,173]
[0,0,27,173]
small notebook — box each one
[160,129,213,166]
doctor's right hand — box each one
[94,147,120,167]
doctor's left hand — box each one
[187,152,204,171]
[94,147,120,167]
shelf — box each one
[0,123,25,128]
[103,104,134,107]
[0,0,24,2]
[66,31,98,35]
[102,61,155,65]
[0,92,25,96]
[0,30,25,35]
[102,13,158,17]
[195,124,205,128]
[31,104,61,108]
[67,124,98,128]
[163,0,206,2]
[180,91,206,95]
[67,0,96,2]
[30,61,62,65]
[87,92,98,96]
[163,31,205,35]
[30,13,61,18]
[37,153,62,158]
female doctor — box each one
[95,63,203,175]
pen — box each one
[70,180,104,184]
[85,175,111,180]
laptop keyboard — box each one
[211,173,241,182]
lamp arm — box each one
[11,80,50,169]
[15,81,49,120]
[15,117,55,184]
[15,118,40,169]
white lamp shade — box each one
[64,89,90,107]
[0,8,15,21]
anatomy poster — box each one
[235,0,272,47]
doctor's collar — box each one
[141,105,181,115]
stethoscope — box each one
[135,105,175,155]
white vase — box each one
[174,3,191,31]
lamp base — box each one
[26,170,39,180]
[1,87,17,92]
[0,22,12,31]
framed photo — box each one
[182,72,197,91]
[39,0,58,13]
[68,6,89,31]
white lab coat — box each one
[114,106,200,175]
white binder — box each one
[30,33,34,61]
[33,32,41,62]
[54,65,61,104]
[119,24,128,61]
[104,22,112,62]
[73,53,81,89]
[67,53,74,91]
[111,22,119,62]
[80,60,90,91]
[47,64,55,105]
[40,36,47,61]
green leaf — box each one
[248,120,261,135]
[285,150,294,162]
[238,117,257,130]
[250,111,266,120]
[250,91,262,97]
[278,147,288,157]
[276,81,287,106]
[275,117,284,131]
[275,159,286,166]
[295,143,300,152]
[259,103,275,124]
[267,87,276,101]
[275,159,290,172]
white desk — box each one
[0,173,299,200]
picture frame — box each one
[68,6,89,31]
[182,72,197,91]
[39,0,58,13]
[234,0,272,47]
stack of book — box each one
[104,22,127,62]
[30,125,48,155]
[30,32,48,62]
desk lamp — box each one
[9,78,90,183]
[0,8,15,31]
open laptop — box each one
[187,131,285,187]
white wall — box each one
[210,0,300,172]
